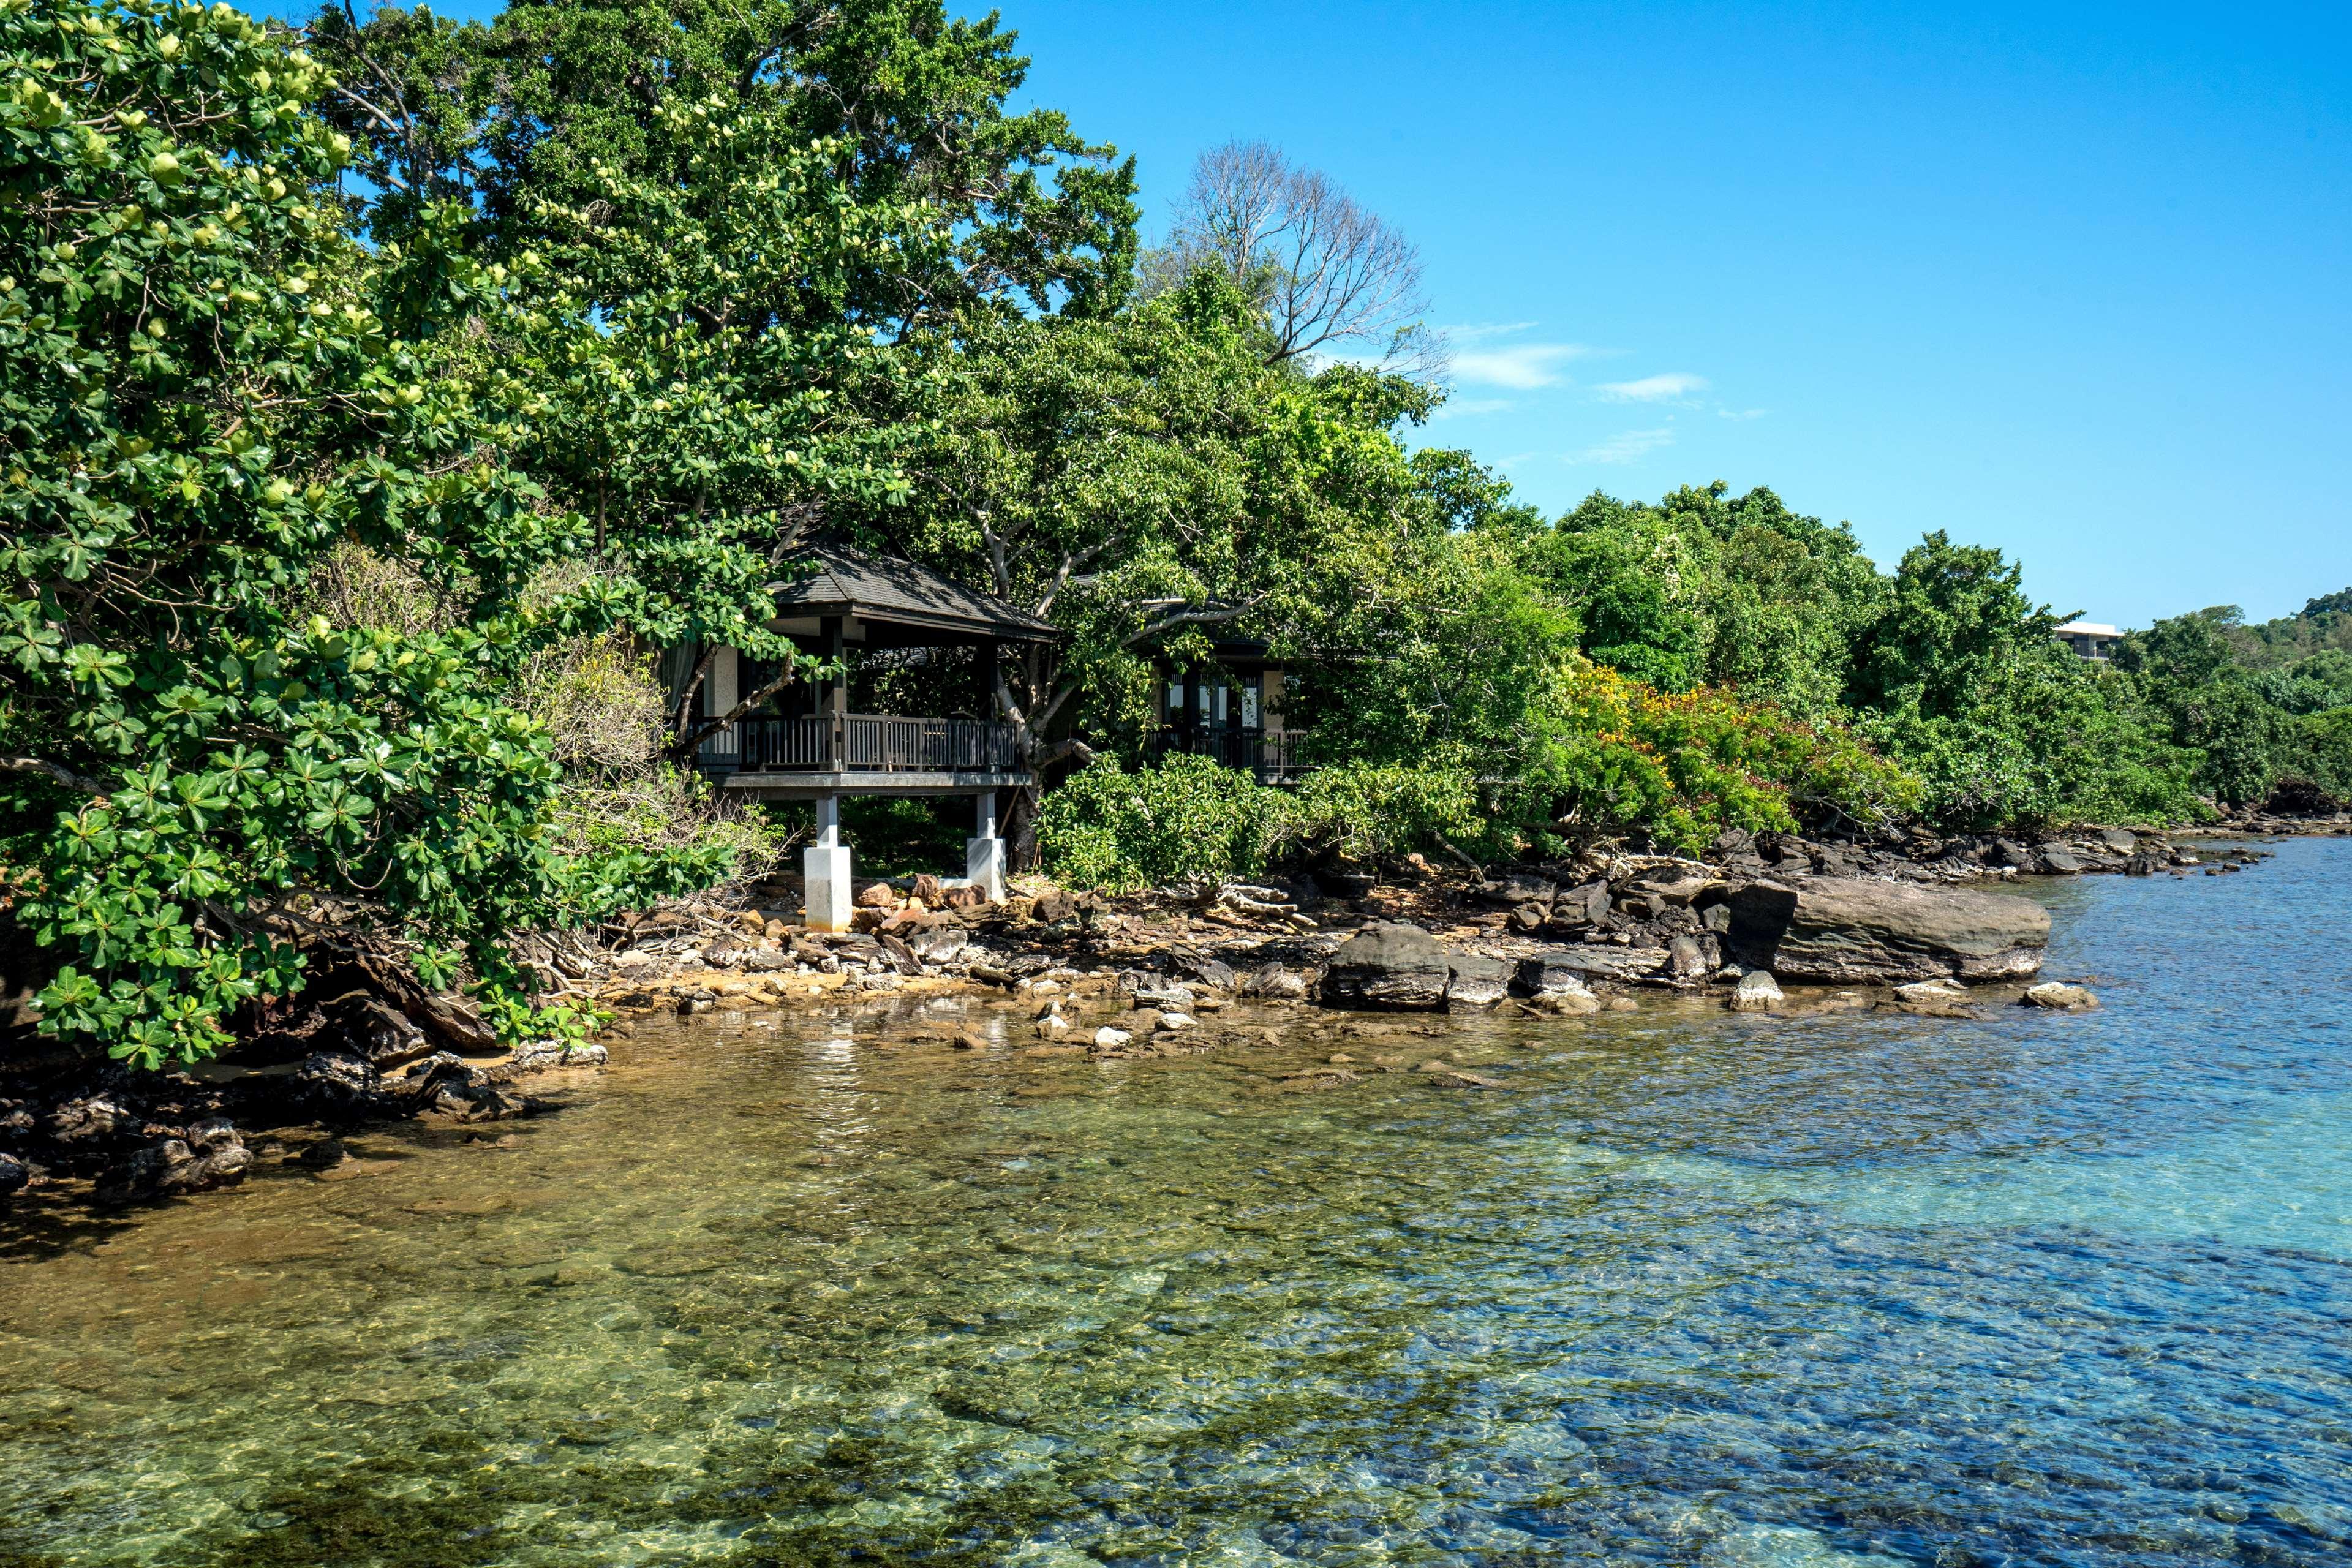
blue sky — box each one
[297,1,2349,628]
[995,0,2350,628]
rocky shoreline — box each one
[1,815,2332,1212]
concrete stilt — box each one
[804,794,852,932]
[966,791,1006,904]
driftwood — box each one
[227,941,498,1068]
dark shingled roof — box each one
[768,543,1057,643]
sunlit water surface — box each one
[3,843,2350,1567]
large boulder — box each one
[1320,922,1452,1010]
[1517,946,1670,987]
[1444,954,1512,1008]
[1725,879,2048,982]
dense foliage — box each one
[0,0,749,1065]
[5,0,2340,1061]
[1038,755,1480,893]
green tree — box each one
[309,0,1138,320]
[0,0,709,1066]
[1541,483,1882,714]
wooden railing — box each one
[701,714,1024,774]
[1147,727,1311,780]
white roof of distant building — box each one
[2054,621,2120,638]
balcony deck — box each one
[703,714,1032,799]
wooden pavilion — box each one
[667,544,1056,930]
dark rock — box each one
[97,1120,252,1205]
[911,873,945,907]
[47,1095,129,1144]
[1507,904,1547,933]
[2035,842,2084,874]
[856,882,897,909]
[1178,955,1238,990]
[2094,828,2137,855]
[1725,878,2049,982]
[1711,827,1755,856]
[739,948,794,971]
[877,932,920,973]
[406,1053,529,1121]
[1553,881,1611,927]
[941,883,990,911]
[1320,922,1450,1010]
[1987,838,2033,869]
[1667,935,1709,980]
[1478,872,1556,908]
[1519,946,1670,986]
[1312,865,1376,899]
[1444,954,1512,1008]
[293,1052,383,1113]
[1700,903,1733,935]
[0,1152,25,1195]
[296,1137,350,1170]
[1030,889,1077,924]
[2124,851,2163,876]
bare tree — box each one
[1145,141,1445,377]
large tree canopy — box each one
[0,0,709,1066]
[309,0,1139,322]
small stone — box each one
[296,1137,349,1170]
[1241,962,1308,1000]
[1728,971,1783,1012]
[2021,981,2098,1010]
[1417,1061,1504,1088]
[952,1031,987,1051]
[1093,1026,1132,1048]
[1606,997,1639,1012]
[1155,1012,1196,1032]
[1326,1053,1354,1063]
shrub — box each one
[1534,662,1921,853]
[1282,759,1482,863]
[1038,755,1291,892]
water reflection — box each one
[1,841,2347,1566]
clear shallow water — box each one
[2,843,2349,1568]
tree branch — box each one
[2,756,107,794]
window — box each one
[1241,685,1261,727]
[1213,686,1229,723]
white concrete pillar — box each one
[709,645,738,717]
[804,794,851,932]
[966,791,1006,903]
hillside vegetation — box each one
[4,0,2344,1066]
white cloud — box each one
[1451,342,1596,390]
[1443,320,1542,344]
[1717,406,1768,421]
[1597,372,1709,403]
[1570,428,1675,465]
[1431,396,1515,421]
